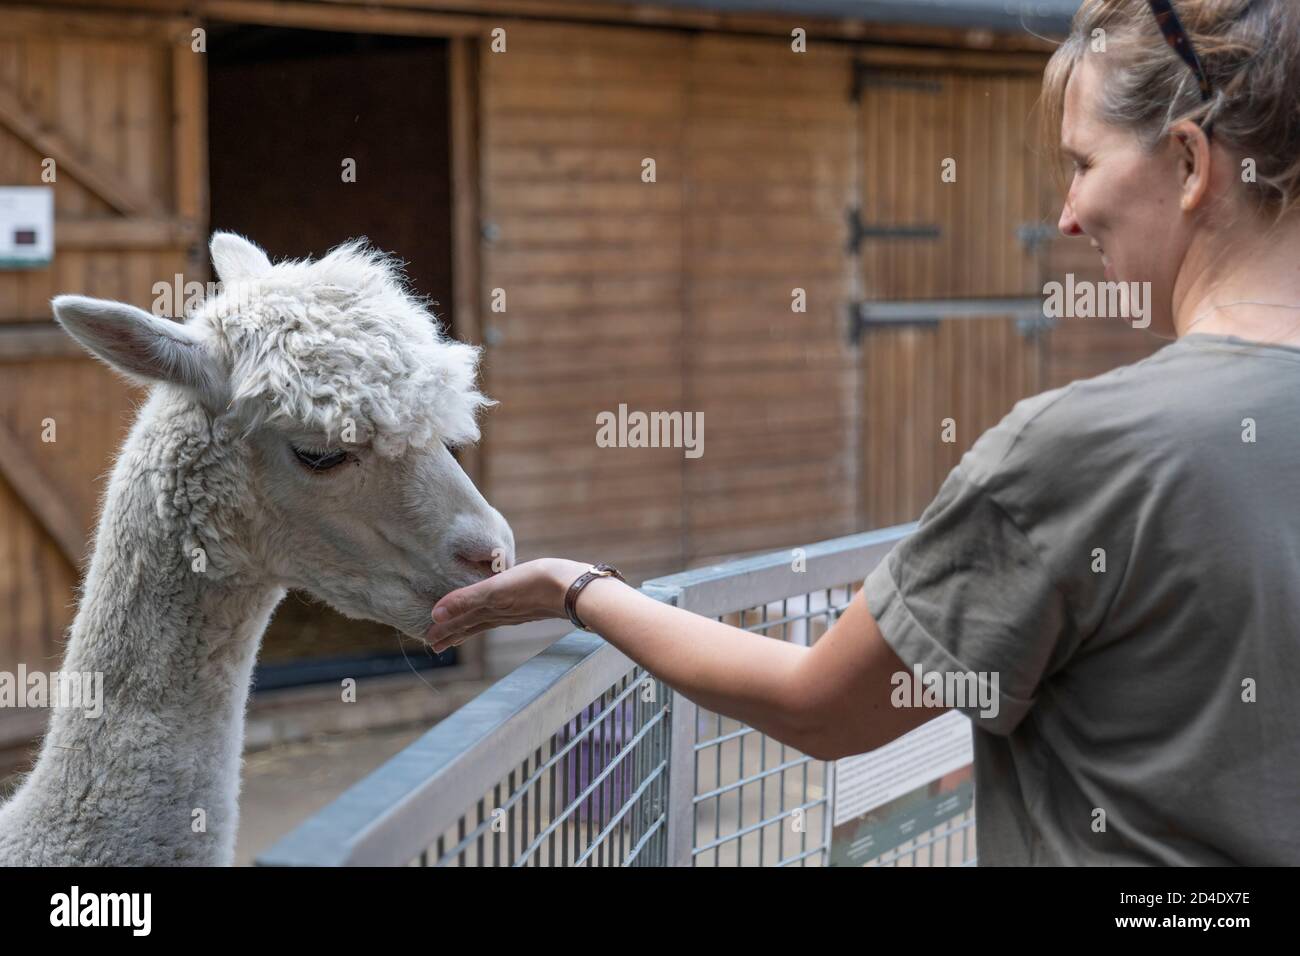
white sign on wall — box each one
[0,186,54,269]
[828,710,975,866]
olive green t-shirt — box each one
[863,333,1300,865]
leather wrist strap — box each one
[564,563,625,631]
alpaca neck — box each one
[0,390,283,865]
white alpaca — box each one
[0,233,513,866]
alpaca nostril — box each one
[452,528,514,578]
[454,547,504,579]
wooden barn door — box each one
[0,8,204,742]
[853,60,1050,528]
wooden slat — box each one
[486,245,682,278]
[689,515,855,563]
[11,32,52,321]
[0,323,81,359]
[52,39,86,218]
[20,0,1058,52]
[0,13,189,696]
[0,418,84,567]
[200,0,482,36]
[0,6,187,40]
[54,217,197,249]
[856,45,1049,75]
[172,21,207,280]
[487,211,680,246]
[0,478,77,678]
[0,79,162,216]
[479,20,690,575]
[680,32,855,560]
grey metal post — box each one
[665,688,698,867]
[640,580,697,868]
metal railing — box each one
[257,523,976,867]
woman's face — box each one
[1057,55,1190,335]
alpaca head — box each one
[51,232,514,638]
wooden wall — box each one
[683,35,858,560]
[476,22,1160,579]
[0,9,202,685]
[477,24,692,583]
[477,25,861,582]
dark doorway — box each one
[206,24,457,685]
[207,25,452,304]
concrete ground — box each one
[235,723,426,866]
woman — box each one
[427,0,1300,865]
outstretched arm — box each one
[426,559,946,760]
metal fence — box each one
[257,523,976,867]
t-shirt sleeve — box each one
[862,395,1083,736]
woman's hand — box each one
[425,558,593,653]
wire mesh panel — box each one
[688,585,977,867]
[691,588,849,866]
[259,526,976,868]
[419,668,670,867]
[860,809,976,866]
[649,528,978,868]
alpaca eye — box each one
[292,446,351,472]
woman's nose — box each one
[1058,198,1083,237]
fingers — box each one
[427,575,519,645]
[430,605,495,642]
[431,578,495,624]
[427,559,569,652]
[428,598,495,641]
[430,620,498,654]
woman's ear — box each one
[51,295,226,407]
[1172,120,1214,213]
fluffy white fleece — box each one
[0,233,507,866]
[201,238,491,455]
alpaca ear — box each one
[51,295,224,404]
[210,231,272,284]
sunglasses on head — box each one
[1146,0,1215,134]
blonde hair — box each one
[1040,0,1300,219]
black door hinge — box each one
[846,206,942,255]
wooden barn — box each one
[0,0,1156,766]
